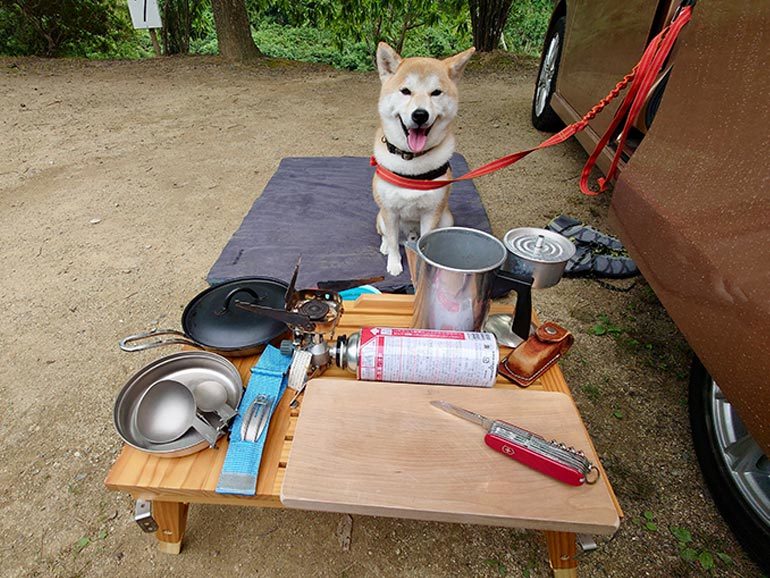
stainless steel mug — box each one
[502,227,575,289]
[405,227,532,335]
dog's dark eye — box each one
[400,88,411,95]
[431,89,443,97]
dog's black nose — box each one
[411,109,429,126]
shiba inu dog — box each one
[373,42,475,276]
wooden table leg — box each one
[544,531,578,577]
[153,501,189,555]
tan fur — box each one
[372,42,474,276]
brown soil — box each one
[0,55,760,577]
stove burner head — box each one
[298,299,330,321]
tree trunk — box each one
[149,29,162,56]
[160,0,192,54]
[469,0,514,52]
[211,0,261,61]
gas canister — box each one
[332,327,499,388]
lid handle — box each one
[217,287,264,316]
[234,300,316,332]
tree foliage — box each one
[326,0,466,56]
[0,0,134,57]
[0,0,552,63]
[503,0,552,55]
[247,0,467,59]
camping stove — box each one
[279,287,344,382]
[235,258,380,405]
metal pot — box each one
[120,277,290,356]
[405,227,533,340]
[503,227,575,289]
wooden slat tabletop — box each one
[104,294,622,518]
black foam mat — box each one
[207,154,492,292]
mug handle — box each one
[494,271,533,341]
[404,239,420,286]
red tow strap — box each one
[371,5,692,195]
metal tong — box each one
[240,394,275,442]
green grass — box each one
[587,310,689,380]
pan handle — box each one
[494,271,533,341]
[119,328,198,352]
[216,287,265,316]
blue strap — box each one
[216,345,292,495]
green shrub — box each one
[0,0,140,57]
[251,24,370,70]
[190,30,219,55]
[0,1,551,64]
[402,17,472,60]
[504,0,553,56]
[247,17,472,71]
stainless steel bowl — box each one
[114,351,242,457]
[502,227,575,289]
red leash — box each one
[371,5,693,195]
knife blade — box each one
[429,400,494,430]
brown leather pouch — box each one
[498,321,574,387]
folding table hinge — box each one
[576,533,597,552]
[134,499,158,533]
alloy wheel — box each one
[535,34,560,116]
[709,381,770,526]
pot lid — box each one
[503,227,576,263]
[183,277,289,350]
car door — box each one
[557,0,667,136]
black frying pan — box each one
[119,277,290,357]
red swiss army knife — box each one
[431,400,600,486]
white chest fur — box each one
[374,179,449,221]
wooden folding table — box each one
[105,294,622,576]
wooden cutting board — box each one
[281,378,620,534]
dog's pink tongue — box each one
[407,128,428,153]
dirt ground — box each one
[0,55,761,577]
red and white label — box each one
[357,327,498,388]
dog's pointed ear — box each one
[443,47,476,82]
[376,42,402,83]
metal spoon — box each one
[483,313,536,349]
[193,380,237,421]
[134,379,220,447]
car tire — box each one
[531,16,566,132]
[689,357,770,572]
